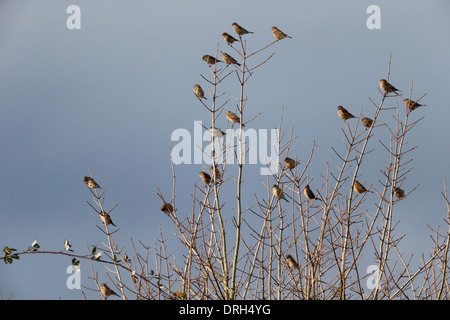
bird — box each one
[379,79,402,94]
[286,255,300,269]
[353,180,372,194]
[284,157,299,170]
[101,283,119,299]
[393,186,405,199]
[361,117,374,128]
[337,105,356,120]
[225,111,245,127]
[160,203,174,214]
[193,84,207,100]
[221,52,241,66]
[232,22,253,35]
[304,184,320,201]
[222,32,239,44]
[202,54,222,65]
[99,210,116,227]
[199,171,212,185]
[271,26,292,40]
[210,166,221,180]
[209,126,226,138]
[272,184,289,202]
[83,176,101,189]
[403,98,426,111]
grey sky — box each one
[1,0,449,299]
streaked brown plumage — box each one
[226,111,245,127]
[222,32,239,44]
[284,157,299,170]
[100,210,116,227]
[286,255,300,269]
[361,117,374,128]
[101,283,119,299]
[193,84,207,100]
[272,184,289,202]
[272,26,292,40]
[393,187,405,199]
[221,52,241,66]
[403,98,426,111]
[379,79,401,94]
[202,54,222,65]
[83,176,101,189]
[232,22,253,35]
[160,203,174,214]
[337,105,356,120]
[210,166,221,180]
[353,180,372,194]
[199,171,212,185]
[304,184,318,200]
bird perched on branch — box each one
[271,26,292,40]
[160,203,174,214]
[199,171,212,185]
[193,84,207,100]
[393,186,405,199]
[101,283,119,299]
[361,117,374,128]
[202,54,222,65]
[286,255,300,269]
[210,166,221,180]
[379,79,402,94]
[226,111,245,127]
[272,184,289,202]
[353,180,373,194]
[209,126,226,138]
[221,52,241,66]
[337,105,356,121]
[304,184,320,201]
[83,176,101,189]
[403,98,426,111]
[284,157,299,170]
[232,22,253,35]
[99,210,116,227]
[222,32,239,44]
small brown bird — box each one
[202,54,222,65]
[193,84,207,100]
[286,254,300,269]
[199,171,212,185]
[403,98,426,111]
[353,180,372,194]
[304,184,319,200]
[222,32,239,44]
[393,186,405,199]
[272,184,289,202]
[101,283,119,299]
[99,210,116,227]
[210,166,221,180]
[160,203,174,214]
[271,26,292,40]
[337,105,356,120]
[232,22,253,35]
[361,117,374,128]
[379,79,401,94]
[221,52,241,66]
[209,126,226,138]
[83,176,101,189]
[225,111,245,127]
[284,157,299,170]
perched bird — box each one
[209,126,226,138]
[193,84,207,100]
[337,105,356,120]
[304,184,319,201]
[202,54,222,65]
[286,255,300,269]
[222,32,239,44]
[272,184,289,202]
[210,166,221,180]
[353,180,372,194]
[403,98,426,111]
[232,22,254,35]
[361,117,374,128]
[393,186,405,199]
[99,210,116,227]
[379,79,402,94]
[284,157,299,170]
[160,203,174,214]
[101,283,119,299]
[271,26,292,40]
[225,111,245,127]
[199,171,212,185]
[221,52,241,66]
[83,176,101,189]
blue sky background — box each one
[1,0,449,299]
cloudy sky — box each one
[1,0,449,299]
